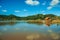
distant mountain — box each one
[0,14,60,20]
[24,14,56,20]
[0,14,21,20]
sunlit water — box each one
[0,21,60,40]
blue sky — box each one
[0,0,60,17]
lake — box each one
[0,21,60,40]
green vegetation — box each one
[0,14,60,21]
[0,14,21,20]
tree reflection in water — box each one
[0,21,18,26]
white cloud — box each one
[41,10,46,15]
[47,6,53,10]
[50,0,59,6]
[25,0,40,5]
[43,13,46,15]
[24,9,27,11]
[15,10,20,12]
[47,0,60,10]
[2,10,7,12]
[41,10,45,13]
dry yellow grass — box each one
[52,20,60,23]
[27,19,60,24]
[27,20,43,23]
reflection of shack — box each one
[45,17,52,26]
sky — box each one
[0,0,60,17]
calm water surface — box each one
[0,21,60,40]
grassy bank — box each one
[27,20,60,24]
[27,20,43,24]
[52,20,60,24]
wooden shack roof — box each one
[45,17,50,20]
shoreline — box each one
[27,20,60,24]
[0,20,60,24]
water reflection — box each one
[3,28,7,31]
[0,21,18,26]
[15,28,20,30]
[56,23,60,27]
[50,33,59,40]
[26,34,40,40]
[0,21,60,40]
